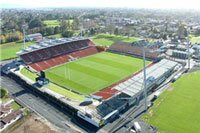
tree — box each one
[89,28,95,36]
[28,18,43,29]
[4,21,18,31]
[177,23,188,39]
[162,34,167,40]
[0,88,8,98]
[194,28,200,36]
[0,35,6,44]
[5,31,23,42]
[71,18,79,30]
[114,28,119,35]
[184,29,188,38]
[54,26,60,34]
[39,27,46,35]
[60,20,69,32]
[124,26,131,38]
[66,20,71,29]
[107,24,115,35]
[46,27,55,35]
[61,30,74,37]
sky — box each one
[0,0,200,9]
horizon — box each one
[1,0,200,10]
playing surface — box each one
[43,19,73,27]
[144,71,200,133]
[45,52,146,94]
[92,34,139,46]
[0,41,34,61]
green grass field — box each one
[46,34,62,38]
[144,71,200,133]
[43,19,73,27]
[92,34,139,46]
[46,52,147,94]
[0,34,64,61]
[43,20,60,27]
[12,101,21,110]
[0,41,35,61]
[190,36,200,44]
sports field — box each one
[144,70,200,133]
[92,34,139,46]
[43,19,73,27]
[0,41,34,61]
[46,52,147,94]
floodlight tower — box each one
[80,20,83,37]
[81,27,83,37]
[187,38,190,69]
[142,45,147,111]
[22,23,28,49]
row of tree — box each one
[1,31,23,44]
[1,18,81,44]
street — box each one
[0,75,81,133]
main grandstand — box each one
[10,37,180,128]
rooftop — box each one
[16,37,87,55]
[114,59,179,97]
[26,33,42,38]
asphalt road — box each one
[0,75,79,133]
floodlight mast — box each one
[80,27,83,37]
[80,22,83,37]
[22,24,28,50]
[23,26,26,49]
[187,38,190,69]
[142,46,147,111]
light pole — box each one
[22,23,28,50]
[187,39,190,69]
[142,46,147,111]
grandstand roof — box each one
[16,37,87,55]
[112,40,163,48]
[114,59,179,97]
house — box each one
[0,105,12,118]
[26,33,43,41]
[0,110,23,131]
[192,44,200,59]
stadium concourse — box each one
[12,37,180,128]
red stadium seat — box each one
[25,39,98,72]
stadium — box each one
[9,37,180,127]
